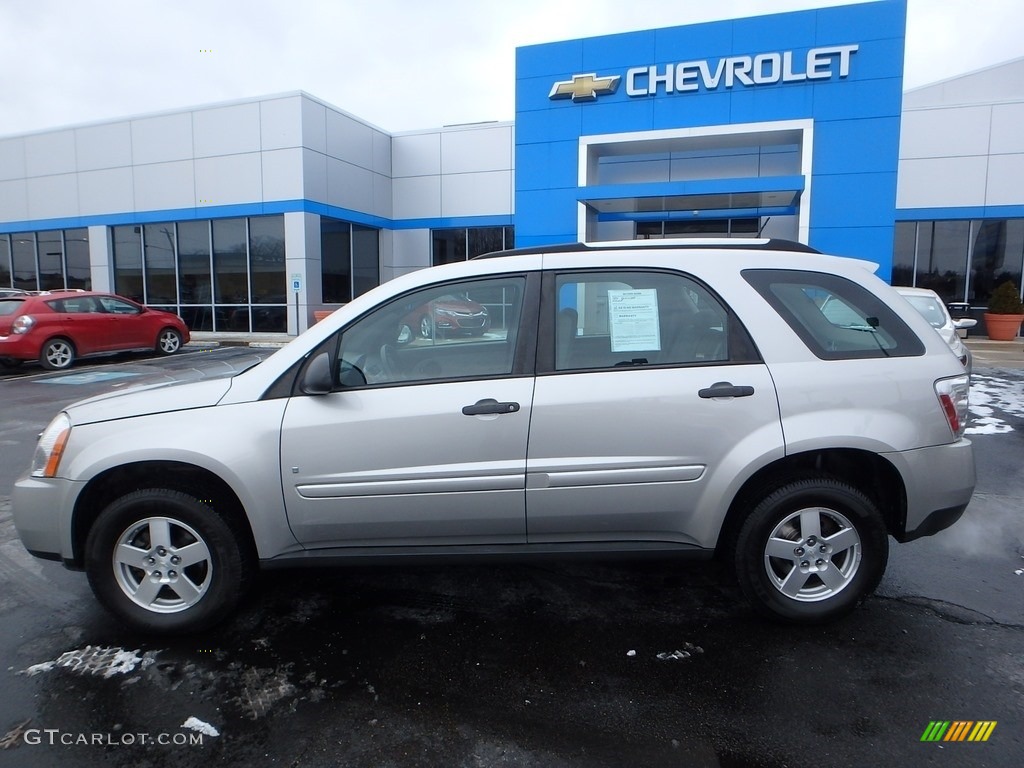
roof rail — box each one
[473,238,821,259]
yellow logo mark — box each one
[549,73,621,102]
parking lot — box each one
[0,344,1021,766]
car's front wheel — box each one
[156,328,183,355]
[419,315,433,339]
[40,338,76,370]
[85,489,254,634]
[734,478,888,623]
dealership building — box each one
[1,0,1022,335]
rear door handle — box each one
[698,381,755,399]
[462,398,520,416]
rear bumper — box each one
[0,333,38,360]
[883,438,976,542]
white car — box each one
[894,287,976,374]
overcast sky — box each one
[0,0,1020,137]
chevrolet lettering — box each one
[626,45,858,96]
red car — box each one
[400,294,490,340]
[0,291,190,370]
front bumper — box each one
[11,474,83,567]
[883,438,976,542]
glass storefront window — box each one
[468,227,504,258]
[352,225,379,299]
[432,229,465,266]
[113,225,144,301]
[64,229,90,289]
[249,216,286,305]
[0,235,10,287]
[915,221,969,304]
[11,233,37,291]
[321,218,352,304]
[1,229,90,292]
[37,230,64,291]
[970,219,1024,307]
[212,218,249,307]
[144,224,178,304]
[432,226,513,266]
[892,222,916,287]
[321,217,381,304]
[895,218,1024,307]
[177,220,214,331]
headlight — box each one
[31,412,71,478]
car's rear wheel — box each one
[156,328,183,355]
[85,489,254,634]
[40,338,75,370]
[734,478,888,623]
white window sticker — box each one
[608,289,661,352]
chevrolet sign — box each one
[548,44,858,102]
[549,73,621,102]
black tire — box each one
[156,327,183,355]
[734,477,888,624]
[85,489,255,634]
[39,338,76,370]
[0,357,23,369]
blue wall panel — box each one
[516,141,580,190]
[654,22,734,62]
[514,0,907,277]
[730,11,819,51]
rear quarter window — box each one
[743,269,925,360]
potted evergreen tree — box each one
[984,280,1024,340]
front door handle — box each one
[462,398,521,416]
[698,381,755,399]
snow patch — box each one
[656,643,704,661]
[181,717,220,737]
[966,375,1024,434]
[21,646,159,679]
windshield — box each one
[903,296,947,328]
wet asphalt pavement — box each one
[0,348,1021,767]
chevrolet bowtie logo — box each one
[549,73,621,102]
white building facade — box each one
[1,1,1022,336]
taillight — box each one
[934,375,970,439]
[13,315,34,334]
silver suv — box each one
[13,240,975,633]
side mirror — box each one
[299,352,334,395]
[953,318,977,330]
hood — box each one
[66,378,234,426]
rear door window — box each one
[743,269,924,359]
[543,270,759,372]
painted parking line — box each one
[36,371,142,386]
